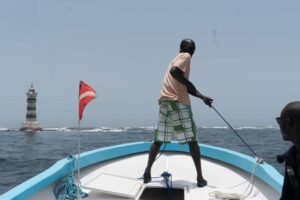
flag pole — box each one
[77,80,96,199]
[77,119,81,200]
[77,80,81,200]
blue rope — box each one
[54,155,88,200]
[161,171,172,200]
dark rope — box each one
[211,105,258,157]
[155,143,167,161]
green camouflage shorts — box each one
[154,100,198,144]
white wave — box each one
[9,128,20,131]
[106,128,126,132]
[200,126,228,129]
[41,127,127,133]
[42,127,72,132]
[77,126,155,133]
[200,126,278,130]
[0,128,20,132]
[83,128,125,132]
[100,127,126,132]
[123,126,155,131]
[235,126,278,130]
[83,128,103,132]
[137,126,155,131]
[0,128,9,131]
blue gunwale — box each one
[0,141,283,200]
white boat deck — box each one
[30,152,280,200]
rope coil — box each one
[54,155,88,200]
[209,157,263,200]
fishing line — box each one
[155,143,167,161]
[211,105,258,157]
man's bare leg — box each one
[143,141,162,183]
[188,141,207,187]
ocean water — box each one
[0,126,292,195]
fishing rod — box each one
[211,105,259,157]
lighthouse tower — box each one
[20,84,42,132]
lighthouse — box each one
[20,84,42,132]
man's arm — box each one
[170,66,213,106]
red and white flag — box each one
[78,80,96,121]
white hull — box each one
[1,142,283,200]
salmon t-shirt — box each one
[158,52,191,105]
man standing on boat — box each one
[277,101,300,200]
[143,38,213,187]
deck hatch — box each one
[83,173,145,199]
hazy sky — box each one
[0,0,299,128]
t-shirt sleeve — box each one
[173,53,190,73]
